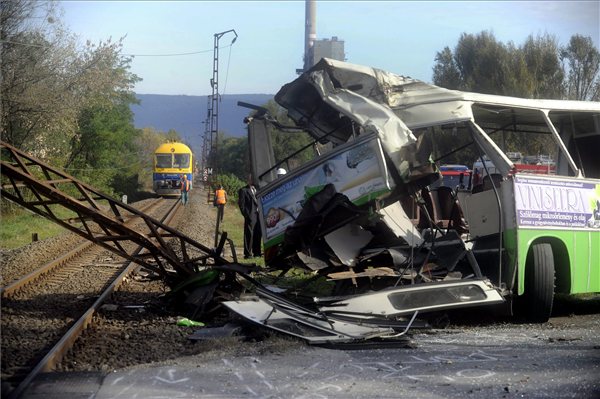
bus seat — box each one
[471,184,484,194]
[399,195,420,226]
[482,173,503,191]
[436,186,455,223]
[436,186,469,234]
[418,188,440,230]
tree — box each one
[65,94,140,196]
[522,34,565,99]
[217,133,249,180]
[1,0,140,165]
[451,31,528,96]
[164,129,182,142]
[432,31,566,99]
[429,31,588,166]
[135,127,170,191]
[432,47,461,90]
[1,0,70,152]
[561,34,600,101]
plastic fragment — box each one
[177,317,205,327]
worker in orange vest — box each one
[213,184,227,223]
[180,175,191,205]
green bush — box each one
[212,173,246,203]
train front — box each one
[153,142,193,196]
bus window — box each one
[473,105,559,175]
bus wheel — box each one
[523,243,555,323]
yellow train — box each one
[153,142,193,196]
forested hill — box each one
[131,93,273,141]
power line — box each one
[221,42,234,97]
[124,43,233,58]
[0,40,49,48]
[123,47,218,57]
[1,39,234,57]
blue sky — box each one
[60,1,599,96]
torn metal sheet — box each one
[296,250,329,271]
[378,201,423,247]
[327,267,400,281]
[324,223,373,266]
[223,296,417,345]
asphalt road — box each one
[23,295,600,399]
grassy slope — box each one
[1,211,70,249]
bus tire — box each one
[523,243,555,323]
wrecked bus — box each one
[230,58,599,343]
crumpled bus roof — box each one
[274,58,600,182]
[275,58,600,140]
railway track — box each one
[1,199,165,298]
[1,197,181,398]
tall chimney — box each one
[304,0,316,71]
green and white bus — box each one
[245,58,599,325]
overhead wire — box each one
[122,44,234,57]
[221,42,234,97]
[0,40,49,48]
[1,39,234,58]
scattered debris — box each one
[187,322,243,340]
[176,317,205,327]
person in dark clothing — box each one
[238,177,262,258]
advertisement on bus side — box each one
[514,175,600,229]
[258,138,392,245]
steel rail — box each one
[1,199,165,298]
[6,199,182,399]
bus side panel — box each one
[587,230,600,292]
[513,175,600,295]
[516,229,599,295]
[501,228,518,292]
